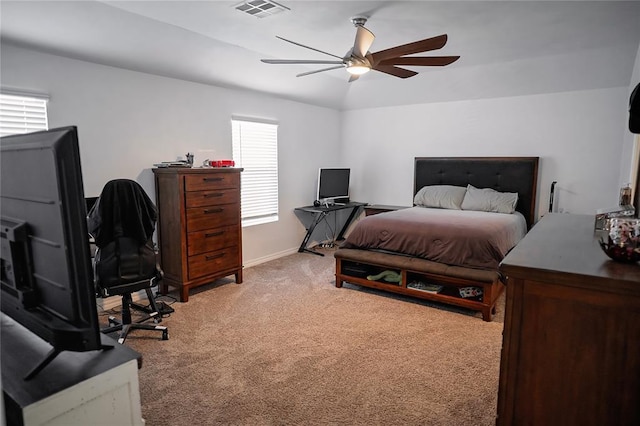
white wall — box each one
[2,42,636,266]
[0,44,341,265]
[342,87,629,220]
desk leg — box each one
[298,211,326,256]
[336,206,362,241]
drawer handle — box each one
[203,177,223,182]
[204,192,223,198]
[204,231,224,238]
[205,252,225,261]
[203,208,223,214]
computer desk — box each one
[294,202,367,256]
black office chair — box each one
[88,179,168,344]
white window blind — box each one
[0,93,49,137]
[231,118,279,227]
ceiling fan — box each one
[261,17,460,82]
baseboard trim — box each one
[244,247,299,269]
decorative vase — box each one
[599,218,640,263]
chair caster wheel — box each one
[162,330,169,340]
[108,316,117,326]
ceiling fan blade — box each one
[372,65,418,79]
[379,56,460,67]
[371,34,449,64]
[297,65,345,77]
[352,25,375,58]
[262,59,344,65]
[276,36,343,60]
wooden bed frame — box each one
[334,157,539,321]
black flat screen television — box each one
[1,126,104,380]
[317,168,350,205]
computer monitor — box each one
[317,168,350,205]
[1,126,104,380]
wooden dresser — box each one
[497,213,640,426]
[153,167,243,302]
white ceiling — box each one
[1,1,640,110]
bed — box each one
[334,157,539,321]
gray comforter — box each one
[341,207,527,270]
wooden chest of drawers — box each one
[153,168,243,302]
[497,214,640,425]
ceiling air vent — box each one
[234,0,289,18]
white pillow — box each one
[461,184,518,214]
[413,185,467,210]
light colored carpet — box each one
[111,247,505,425]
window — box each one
[231,118,279,226]
[0,92,49,137]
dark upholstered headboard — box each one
[414,157,539,229]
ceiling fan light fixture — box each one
[346,65,370,75]
[346,58,371,75]
[262,17,459,81]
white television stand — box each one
[1,314,144,426]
